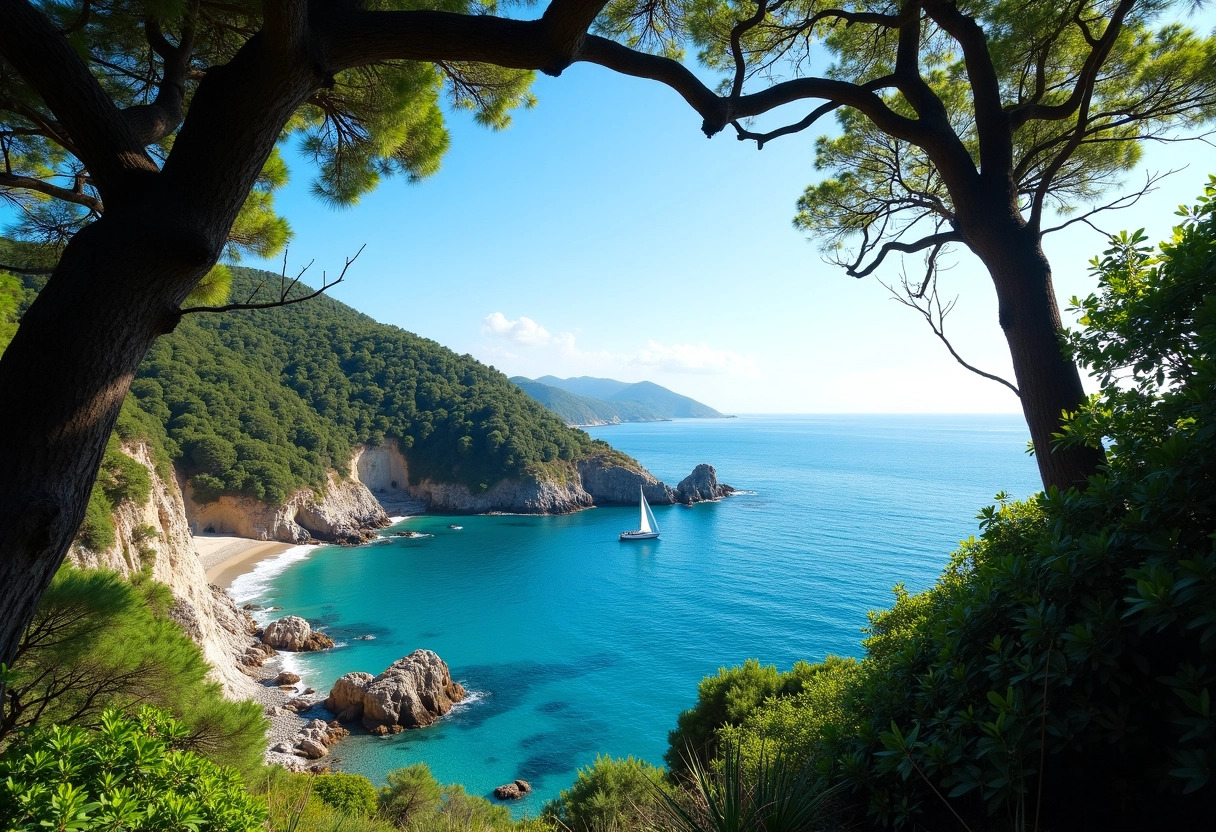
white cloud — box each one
[479,313,752,379]
[632,340,754,375]
[481,312,553,346]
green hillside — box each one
[533,376,725,419]
[510,377,666,425]
[123,269,624,503]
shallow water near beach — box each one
[236,414,1041,816]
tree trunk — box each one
[977,226,1105,491]
[0,206,206,667]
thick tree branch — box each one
[0,172,103,212]
[923,0,1010,177]
[1007,0,1136,129]
[847,230,962,278]
[121,16,195,146]
[0,0,158,200]
[325,0,613,76]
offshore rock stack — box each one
[326,650,466,733]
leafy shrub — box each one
[685,180,1216,829]
[665,659,814,774]
[544,755,668,832]
[314,772,379,816]
[0,707,266,832]
[1,566,266,775]
[379,763,444,826]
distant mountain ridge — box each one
[512,375,726,425]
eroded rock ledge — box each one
[326,650,466,733]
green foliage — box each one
[259,768,397,832]
[655,743,837,832]
[1,566,266,777]
[0,1,535,259]
[313,772,380,817]
[665,659,812,774]
[124,268,616,504]
[72,434,153,552]
[0,706,266,832]
[704,179,1216,829]
[544,755,668,832]
[0,270,21,352]
[379,763,444,827]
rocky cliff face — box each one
[67,443,259,699]
[577,457,677,506]
[675,464,735,504]
[407,473,594,514]
[182,469,389,544]
[382,454,731,514]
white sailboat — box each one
[620,487,660,541]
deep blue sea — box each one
[232,415,1042,815]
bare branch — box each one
[0,263,54,275]
[179,245,365,316]
[0,172,103,213]
[730,0,770,99]
[847,230,962,279]
[882,268,1021,396]
[1040,168,1177,236]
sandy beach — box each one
[196,534,293,589]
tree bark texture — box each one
[966,203,1106,491]
[0,0,623,666]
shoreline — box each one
[196,534,294,589]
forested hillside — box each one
[128,268,623,502]
[5,266,625,506]
[510,377,666,425]
[535,376,725,418]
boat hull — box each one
[619,531,659,541]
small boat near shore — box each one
[620,488,659,541]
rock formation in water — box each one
[262,615,335,652]
[577,457,677,506]
[675,463,735,503]
[326,650,465,731]
[493,780,532,800]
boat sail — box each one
[620,487,660,541]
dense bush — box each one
[665,658,821,774]
[0,707,266,832]
[314,771,381,816]
[678,179,1216,830]
[0,566,266,775]
[543,755,669,832]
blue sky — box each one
[11,11,1216,415]
[249,51,1215,415]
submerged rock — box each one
[493,780,532,801]
[262,615,335,652]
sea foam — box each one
[228,543,320,608]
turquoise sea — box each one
[232,414,1042,815]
